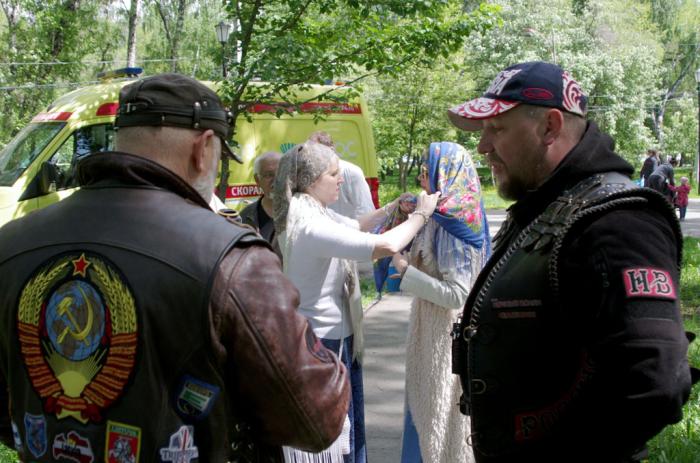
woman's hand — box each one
[414,190,441,216]
[391,252,409,278]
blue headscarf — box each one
[426,141,491,255]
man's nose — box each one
[477,134,492,155]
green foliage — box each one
[662,98,699,167]
[0,0,113,145]
[218,0,499,118]
[0,443,17,462]
[368,52,478,190]
[457,0,672,164]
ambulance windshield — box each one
[0,122,65,186]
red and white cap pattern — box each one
[451,98,520,120]
[562,72,586,117]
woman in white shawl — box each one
[272,141,440,463]
[392,142,491,463]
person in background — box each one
[308,131,376,219]
[390,141,490,463]
[272,141,440,463]
[647,157,677,203]
[447,61,696,463]
[240,151,282,255]
[639,148,659,187]
[0,74,350,462]
[669,176,691,221]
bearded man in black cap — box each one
[0,73,349,462]
[448,62,698,462]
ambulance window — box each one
[50,124,116,190]
[0,122,65,186]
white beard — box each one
[192,153,220,204]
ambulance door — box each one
[36,123,116,209]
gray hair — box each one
[253,151,282,175]
[272,141,337,234]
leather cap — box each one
[115,73,241,163]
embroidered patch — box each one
[52,430,94,463]
[106,420,141,463]
[492,299,541,319]
[24,412,47,457]
[11,420,23,452]
[160,425,199,463]
[176,375,220,421]
[622,267,676,300]
[16,252,138,423]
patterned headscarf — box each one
[426,141,489,249]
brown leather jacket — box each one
[0,152,349,462]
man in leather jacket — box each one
[0,74,349,462]
[447,61,697,462]
[240,151,282,259]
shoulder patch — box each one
[622,267,676,300]
[106,420,141,463]
[175,375,220,421]
[52,430,94,463]
[160,425,199,463]
[24,413,47,457]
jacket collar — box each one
[76,151,211,209]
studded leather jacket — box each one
[0,153,349,462]
[455,123,696,462]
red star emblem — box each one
[72,253,91,277]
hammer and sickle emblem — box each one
[56,285,94,346]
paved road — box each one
[363,198,700,462]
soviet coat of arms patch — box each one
[17,252,138,423]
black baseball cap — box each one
[448,61,588,131]
[115,73,242,163]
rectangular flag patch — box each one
[622,267,676,300]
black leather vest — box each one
[456,172,681,458]
[0,183,260,462]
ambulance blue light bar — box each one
[96,67,143,80]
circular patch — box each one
[45,280,106,361]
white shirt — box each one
[329,159,375,219]
[281,210,377,339]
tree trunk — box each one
[126,0,142,67]
[169,0,187,72]
[51,0,79,59]
[400,105,419,191]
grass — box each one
[647,237,700,462]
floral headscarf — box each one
[426,141,489,250]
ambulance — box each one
[0,68,380,226]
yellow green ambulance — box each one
[0,69,380,225]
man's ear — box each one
[542,109,564,146]
[191,129,216,173]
